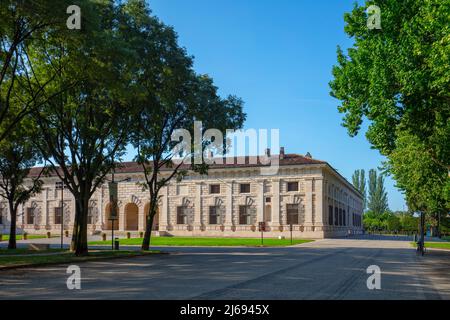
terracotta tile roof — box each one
[28,154,325,177]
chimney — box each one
[265,148,271,157]
[280,147,285,160]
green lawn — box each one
[0,249,158,268]
[411,242,450,250]
[0,234,50,241]
[89,237,314,247]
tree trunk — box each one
[70,197,89,256]
[420,211,425,245]
[8,202,17,250]
[141,201,157,251]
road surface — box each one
[1,237,449,299]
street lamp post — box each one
[107,169,130,251]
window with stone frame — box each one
[334,207,338,226]
[264,205,272,222]
[54,207,62,225]
[177,206,192,225]
[239,183,250,194]
[87,206,94,224]
[338,208,342,226]
[328,205,333,225]
[286,204,299,225]
[209,206,221,225]
[239,205,252,225]
[287,181,299,192]
[343,209,346,226]
[26,207,35,225]
[210,184,220,194]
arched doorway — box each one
[104,203,119,230]
[125,203,139,231]
[144,202,159,231]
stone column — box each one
[159,186,168,231]
[98,187,103,229]
[270,179,280,229]
[315,178,324,227]
[193,183,203,231]
[119,201,125,231]
[257,179,265,223]
[43,188,49,228]
[304,178,314,231]
[225,180,234,230]
[138,202,145,232]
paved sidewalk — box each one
[1,236,449,300]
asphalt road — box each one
[1,237,449,300]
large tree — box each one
[329,0,449,222]
[367,169,389,215]
[0,0,73,143]
[0,114,44,249]
[352,169,366,210]
[124,0,246,251]
[30,0,137,255]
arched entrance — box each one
[104,203,118,230]
[125,203,139,231]
[144,202,159,231]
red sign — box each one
[259,222,266,232]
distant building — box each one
[0,148,363,238]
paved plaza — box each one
[1,237,449,300]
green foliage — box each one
[330,0,450,217]
[122,1,246,250]
[367,169,389,214]
[352,169,366,209]
[363,210,418,233]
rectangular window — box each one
[343,209,346,226]
[55,181,64,190]
[177,206,188,224]
[210,184,220,194]
[209,206,219,225]
[0,208,3,224]
[339,208,342,226]
[239,205,251,225]
[239,183,250,194]
[264,205,272,222]
[287,182,299,192]
[265,197,271,203]
[54,207,62,225]
[87,207,94,224]
[287,204,299,225]
[328,205,333,226]
[334,207,338,226]
[26,208,35,225]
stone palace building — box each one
[0,148,363,239]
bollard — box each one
[126,232,131,239]
[46,231,51,238]
[114,238,120,250]
[102,233,107,241]
[139,231,144,238]
[23,232,28,240]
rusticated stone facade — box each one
[0,150,364,239]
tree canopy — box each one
[330,0,449,217]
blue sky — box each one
[141,0,406,211]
